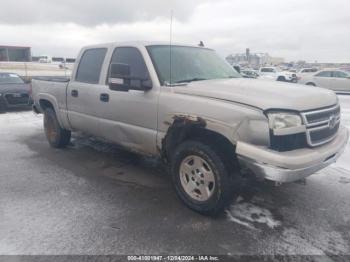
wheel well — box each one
[39,99,54,112]
[162,117,238,171]
[306,82,316,86]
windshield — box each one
[147,45,241,85]
[0,73,24,84]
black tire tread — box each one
[44,107,71,148]
[171,140,236,216]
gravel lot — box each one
[0,95,349,259]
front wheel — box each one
[171,141,236,215]
[44,107,71,148]
[277,76,286,82]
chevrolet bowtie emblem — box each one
[329,115,336,129]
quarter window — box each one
[333,71,349,78]
[76,48,107,84]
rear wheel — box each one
[306,82,316,86]
[0,98,6,113]
[171,140,237,216]
[44,107,71,148]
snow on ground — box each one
[226,196,282,231]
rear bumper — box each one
[236,126,349,183]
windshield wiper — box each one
[174,77,208,84]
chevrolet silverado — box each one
[32,42,349,215]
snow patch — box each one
[226,199,281,230]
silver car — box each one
[299,69,350,93]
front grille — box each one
[5,93,30,105]
[309,122,340,145]
[305,106,340,124]
[302,104,341,146]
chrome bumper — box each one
[236,126,349,183]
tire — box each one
[44,107,71,148]
[0,98,6,113]
[277,76,286,82]
[171,140,237,216]
[306,82,316,86]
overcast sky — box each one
[1,0,349,62]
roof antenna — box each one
[169,10,173,85]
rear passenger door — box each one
[313,71,332,89]
[331,71,350,92]
[67,48,107,136]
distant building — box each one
[32,56,76,63]
[226,49,284,68]
[0,45,31,62]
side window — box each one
[315,71,332,77]
[333,71,348,78]
[75,48,107,84]
[261,68,274,73]
[109,47,149,86]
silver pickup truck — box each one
[32,42,349,215]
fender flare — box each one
[37,93,64,126]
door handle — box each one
[71,90,78,97]
[100,93,109,102]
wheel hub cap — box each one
[179,155,215,201]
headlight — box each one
[267,112,302,129]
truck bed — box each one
[31,77,70,116]
[32,76,70,82]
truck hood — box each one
[0,83,30,94]
[173,78,337,111]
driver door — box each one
[97,46,159,155]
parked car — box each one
[31,42,348,215]
[241,69,259,79]
[258,67,297,82]
[298,69,350,93]
[38,55,52,63]
[0,72,32,112]
[296,68,319,82]
[298,68,318,74]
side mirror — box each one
[108,63,152,92]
